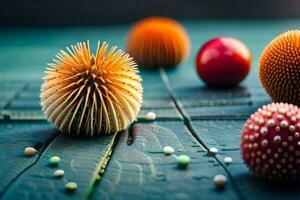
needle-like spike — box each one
[40,41,143,136]
[260,30,300,105]
[126,17,190,69]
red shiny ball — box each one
[195,37,251,87]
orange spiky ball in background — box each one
[260,30,300,105]
[126,17,190,69]
[40,41,143,137]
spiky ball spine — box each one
[259,30,300,105]
[126,17,190,69]
[241,103,300,180]
[40,41,143,136]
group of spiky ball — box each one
[40,16,300,180]
[41,17,189,137]
[240,30,300,180]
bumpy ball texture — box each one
[126,17,190,68]
[260,30,300,105]
[241,103,300,180]
[41,41,143,136]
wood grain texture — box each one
[162,21,300,198]
[191,120,300,200]
[92,121,239,200]
[1,79,180,120]
[0,122,57,195]
[191,120,245,151]
[2,133,117,200]
[1,20,300,199]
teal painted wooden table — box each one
[0,19,300,200]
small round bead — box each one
[273,136,282,144]
[224,156,233,164]
[209,147,219,155]
[48,156,61,166]
[65,182,77,192]
[145,112,156,120]
[280,120,288,128]
[96,174,101,181]
[24,147,37,157]
[260,127,268,135]
[163,146,174,155]
[54,169,64,177]
[267,119,275,127]
[177,155,190,169]
[261,139,268,147]
[214,175,227,189]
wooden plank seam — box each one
[159,68,244,200]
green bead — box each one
[48,156,60,166]
[177,155,190,169]
[65,182,77,192]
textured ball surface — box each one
[241,103,300,180]
[196,37,251,86]
[41,41,143,136]
[260,30,300,105]
[126,17,190,68]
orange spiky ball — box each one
[126,17,190,69]
[40,41,143,137]
[260,30,300,105]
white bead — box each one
[224,157,233,164]
[209,147,219,154]
[163,146,174,155]
[146,112,156,120]
[54,169,64,177]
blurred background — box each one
[1,0,300,26]
[1,0,300,83]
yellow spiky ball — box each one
[40,41,143,136]
[260,30,300,105]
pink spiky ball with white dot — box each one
[241,102,300,180]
